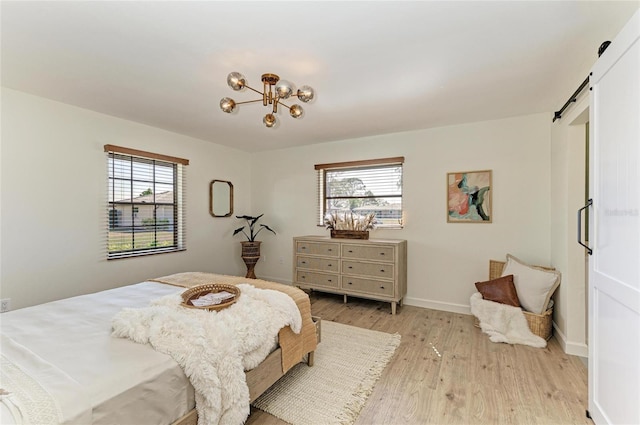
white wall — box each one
[0,89,251,309]
[249,113,553,312]
[550,93,590,356]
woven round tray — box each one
[180,283,240,311]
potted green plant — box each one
[233,214,276,278]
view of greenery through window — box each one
[107,153,178,256]
[324,164,403,227]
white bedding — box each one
[112,283,302,425]
[1,335,92,425]
[1,282,196,425]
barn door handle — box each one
[577,199,593,255]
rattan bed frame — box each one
[171,317,321,425]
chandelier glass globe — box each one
[220,97,236,113]
[275,80,294,99]
[297,85,315,103]
[289,104,303,118]
[227,72,246,91]
[263,113,276,128]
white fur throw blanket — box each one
[470,292,546,348]
[112,284,302,425]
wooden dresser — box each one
[293,236,407,314]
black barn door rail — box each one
[552,77,590,122]
[552,41,611,123]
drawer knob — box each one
[328,279,332,282]
[328,249,332,252]
[301,275,306,279]
[328,264,332,267]
[348,266,353,269]
[380,269,385,272]
[347,282,353,285]
[380,286,385,289]
[348,250,353,253]
[302,246,306,250]
[301,261,306,264]
[379,252,385,256]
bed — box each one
[0,273,319,425]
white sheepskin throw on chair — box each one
[470,292,546,348]
[112,283,302,425]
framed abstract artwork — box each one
[447,170,492,223]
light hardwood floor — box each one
[247,292,591,425]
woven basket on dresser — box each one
[475,260,554,341]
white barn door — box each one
[588,9,640,425]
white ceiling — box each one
[2,1,638,152]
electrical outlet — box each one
[1,298,11,313]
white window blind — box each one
[105,145,188,259]
[315,157,404,228]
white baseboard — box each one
[268,287,589,358]
[552,322,589,357]
[403,296,471,315]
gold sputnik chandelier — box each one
[220,72,315,128]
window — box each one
[316,157,404,228]
[105,145,188,259]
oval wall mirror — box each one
[209,180,233,217]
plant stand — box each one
[241,241,261,279]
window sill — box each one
[108,247,186,260]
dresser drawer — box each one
[296,270,339,288]
[296,256,338,272]
[341,244,394,262]
[342,276,394,297]
[293,236,406,315]
[296,241,340,257]
[342,260,394,279]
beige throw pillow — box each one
[501,254,561,314]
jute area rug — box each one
[252,321,401,425]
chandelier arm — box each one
[243,85,264,96]
[276,100,292,111]
[234,99,264,106]
[234,97,292,110]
